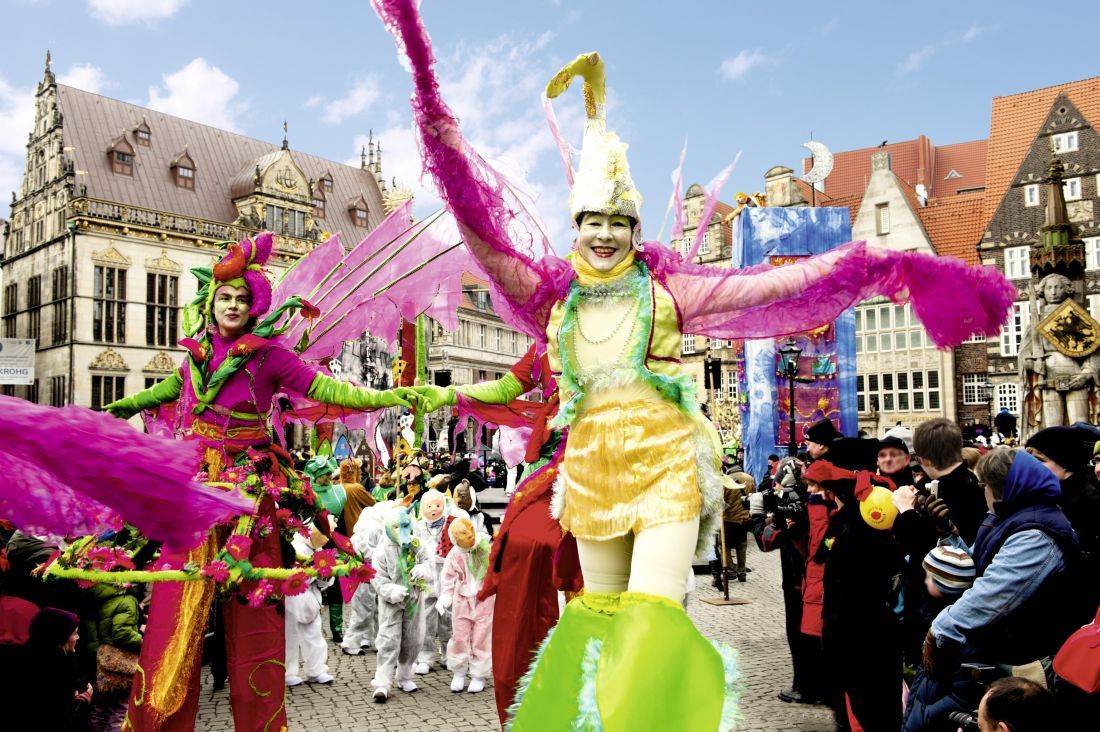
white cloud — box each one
[0,75,36,210]
[718,50,769,81]
[820,19,837,38]
[963,25,983,42]
[146,58,243,131]
[58,63,110,94]
[308,77,383,126]
[897,45,937,75]
[87,0,188,26]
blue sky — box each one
[2,0,1097,246]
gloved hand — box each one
[922,630,960,679]
[386,585,410,604]
[437,595,452,614]
[104,372,184,419]
[307,374,416,410]
[410,565,432,582]
[926,497,957,538]
[411,384,455,413]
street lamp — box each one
[777,337,804,457]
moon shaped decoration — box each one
[802,140,834,185]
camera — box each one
[947,710,978,731]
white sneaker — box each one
[450,674,466,692]
[467,677,486,693]
[361,640,372,648]
[413,661,431,675]
[397,679,418,693]
[285,675,304,687]
[372,687,388,703]
[309,673,334,685]
[340,646,362,656]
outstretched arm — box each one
[104,371,183,419]
[372,0,568,338]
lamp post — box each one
[777,337,804,457]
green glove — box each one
[454,372,525,405]
[307,374,416,410]
[411,384,456,413]
[104,371,183,419]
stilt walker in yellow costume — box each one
[373,2,1015,728]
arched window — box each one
[996,383,1019,414]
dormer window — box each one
[319,173,333,193]
[354,207,368,227]
[348,195,370,227]
[170,150,196,189]
[134,121,152,147]
[107,135,136,176]
[313,197,326,219]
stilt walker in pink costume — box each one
[98,232,417,732]
[374,1,1017,728]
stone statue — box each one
[1020,273,1100,432]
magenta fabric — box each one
[373,0,1016,349]
[685,159,736,260]
[0,395,251,544]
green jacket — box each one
[83,583,143,655]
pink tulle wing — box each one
[0,396,252,545]
[644,241,1016,346]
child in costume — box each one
[439,515,495,693]
[100,232,415,731]
[413,488,452,673]
[285,520,336,687]
[455,479,496,537]
[303,455,346,643]
[374,1,1015,727]
[371,506,431,702]
[342,501,390,655]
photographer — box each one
[972,677,1054,732]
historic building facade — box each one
[1,57,390,411]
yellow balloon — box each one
[860,485,898,531]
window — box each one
[962,374,987,406]
[478,324,486,348]
[91,375,126,412]
[1004,246,1030,279]
[112,151,133,176]
[1051,131,1079,153]
[354,207,368,227]
[93,266,127,343]
[495,328,503,351]
[883,373,895,411]
[723,370,738,400]
[1000,302,1030,357]
[996,383,1019,414]
[856,374,866,412]
[963,333,987,344]
[927,370,941,411]
[26,379,39,404]
[876,203,891,235]
[146,273,179,347]
[699,231,710,256]
[135,129,151,146]
[682,333,696,354]
[50,375,66,407]
[175,165,194,189]
[51,266,68,345]
[27,276,41,344]
[1086,238,1100,271]
[1063,177,1082,202]
[510,331,517,354]
[1024,184,1040,207]
[265,205,306,237]
[3,283,17,338]
[1090,294,1100,321]
[321,176,333,193]
[312,197,325,219]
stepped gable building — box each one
[1,55,390,410]
[972,76,1100,430]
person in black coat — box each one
[0,607,92,730]
[912,419,987,545]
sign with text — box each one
[0,339,35,385]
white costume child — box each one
[412,488,452,673]
[341,501,389,655]
[285,523,335,686]
[439,516,495,693]
[370,506,431,702]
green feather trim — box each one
[572,638,604,732]
[710,640,742,732]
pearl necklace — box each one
[575,298,639,345]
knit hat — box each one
[28,607,80,648]
[303,455,339,482]
[805,418,843,446]
[922,546,976,597]
[1025,426,1092,472]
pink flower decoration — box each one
[253,516,274,539]
[225,535,253,561]
[231,333,269,356]
[179,338,207,363]
[312,548,337,579]
[331,531,356,556]
[275,508,293,527]
[281,572,310,597]
[350,563,376,584]
[201,560,230,583]
[247,580,276,608]
[299,298,321,320]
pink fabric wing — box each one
[0,396,252,545]
[685,158,737,260]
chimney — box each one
[871,150,892,172]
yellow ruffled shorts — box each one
[558,395,702,540]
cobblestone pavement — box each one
[196,543,835,731]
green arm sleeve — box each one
[104,371,183,419]
[456,372,525,405]
[306,374,414,409]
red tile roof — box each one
[983,76,1100,227]
[804,136,987,200]
[917,192,986,264]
